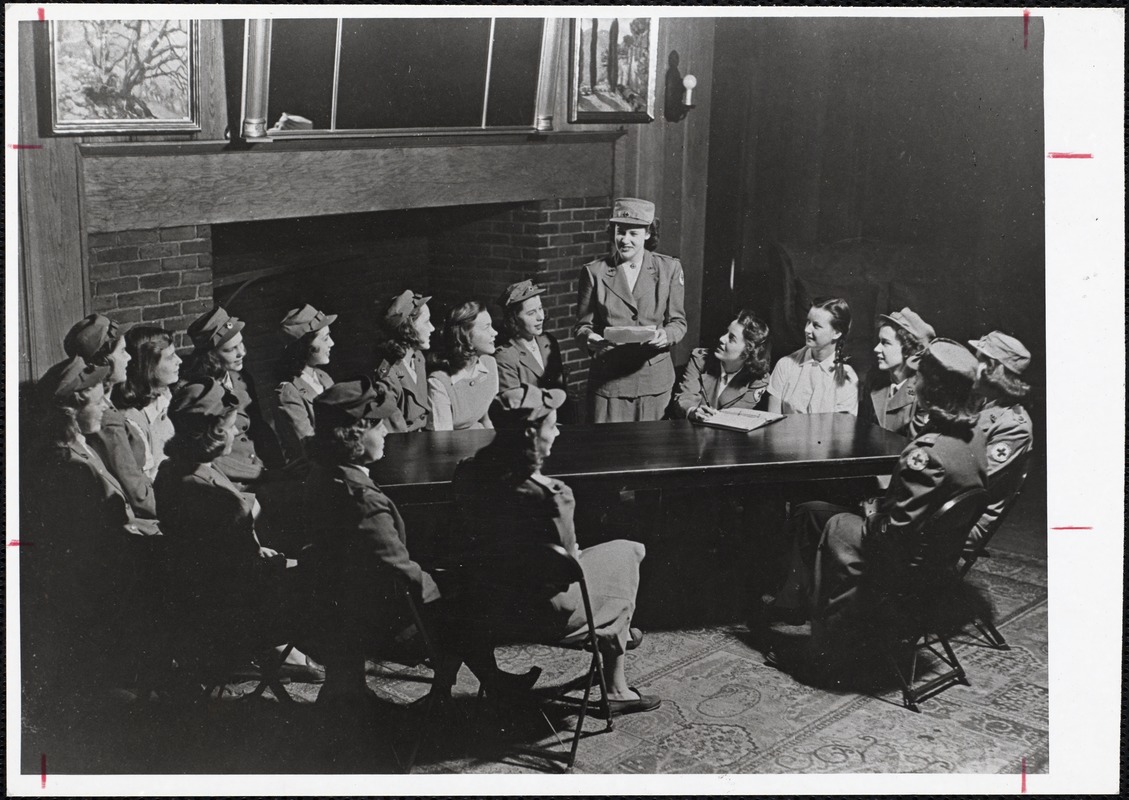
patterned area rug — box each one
[20,549,1047,776]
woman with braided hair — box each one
[766,297,858,415]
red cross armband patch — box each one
[906,448,930,471]
[990,441,1012,463]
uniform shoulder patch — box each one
[678,270,685,285]
[906,448,931,471]
[916,433,940,445]
[989,441,1013,463]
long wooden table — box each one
[372,413,907,504]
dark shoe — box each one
[599,687,661,718]
[480,666,542,697]
[627,627,644,651]
[277,659,326,684]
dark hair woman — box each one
[372,290,436,433]
[764,338,986,670]
[155,378,317,687]
[27,356,155,697]
[859,307,935,437]
[494,281,571,418]
[767,296,858,415]
[115,326,182,482]
[301,378,444,703]
[180,306,284,487]
[448,386,660,717]
[671,309,772,420]
[274,305,337,463]
[426,300,499,431]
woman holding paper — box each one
[670,309,772,421]
[574,198,687,423]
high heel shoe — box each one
[479,666,542,698]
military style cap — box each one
[314,377,398,430]
[280,304,337,341]
[609,197,655,227]
[499,280,546,308]
[381,290,431,328]
[968,331,1031,376]
[921,338,979,382]
[41,356,111,403]
[489,385,567,429]
[878,307,936,368]
[169,377,240,423]
[186,307,245,352]
[63,314,121,361]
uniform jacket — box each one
[302,462,440,605]
[863,424,988,585]
[154,457,284,607]
[670,348,769,418]
[495,333,568,394]
[89,402,160,519]
[574,250,687,398]
[374,349,430,432]
[859,374,925,437]
[274,368,334,463]
[210,369,285,485]
[967,401,1034,549]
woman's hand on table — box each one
[689,405,717,422]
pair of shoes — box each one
[626,627,644,651]
[277,659,326,684]
[480,666,542,697]
[599,687,661,718]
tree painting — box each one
[51,20,194,126]
[574,17,653,118]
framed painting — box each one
[40,19,200,134]
[569,17,658,123]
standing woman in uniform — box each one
[181,307,285,487]
[274,304,337,463]
[116,326,182,481]
[859,308,934,436]
[427,300,500,431]
[372,290,435,433]
[575,198,687,423]
[766,297,858,415]
[965,331,1034,553]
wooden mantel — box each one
[78,131,622,233]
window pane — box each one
[486,18,544,127]
[266,19,338,130]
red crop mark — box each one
[1047,152,1093,159]
[9,144,44,150]
[38,8,45,22]
[41,753,47,788]
[1051,525,1092,530]
[1021,756,1026,792]
[1023,9,1030,50]
[8,539,36,546]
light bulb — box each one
[682,74,697,106]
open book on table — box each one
[693,407,785,432]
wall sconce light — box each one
[664,50,696,122]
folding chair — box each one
[405,542,613,772]
[872,487,989,712]
[957,457,1031,650]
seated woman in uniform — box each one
[116,326,181,481]
[669,308,771,420]
[767,297,858,415]
[274,304,337,463]
[965,331,1034,553]
[760,339,986,671]
[63,314,160,534]
[494,280,572,416]
[859,307,934,436]
[372,290,435,433]
[427,300,500,431]
[155,378,321,685]
[180,306,285,488]
[449,386,659,717]
[28,356,159,697]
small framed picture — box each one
[568,17,658,124]
[39,19,200,135]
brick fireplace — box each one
[84,195,613,415]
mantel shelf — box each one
[77,129,624,159]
